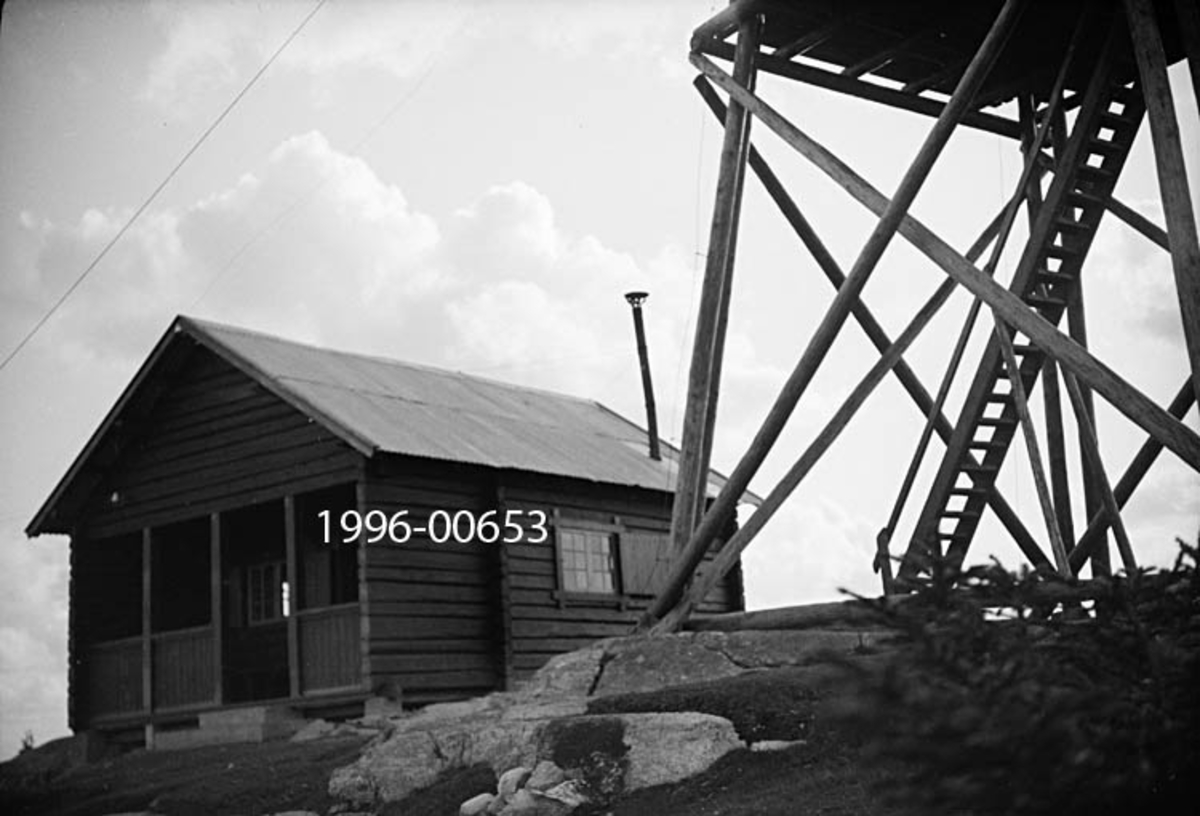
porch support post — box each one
[284,495,300,699]
[668,12,760,558]
[355,476,371,692]
[141,527,153,747]
[209,512,223,705]
[1126,0,1200,408]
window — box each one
[559,529,617,594]
[246,561,287,624]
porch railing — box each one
[297,603,361,692]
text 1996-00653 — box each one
[317,509,548,546]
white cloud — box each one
[2,130,793,754]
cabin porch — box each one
[73,483,365,746]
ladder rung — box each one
[1068,189,1106,206]
[1034,269,1073,286]
[960,461,999,473]
[1011,343,1041,356]
[978,416,1018,427]
[1086,138,1125,158]
[949,487,989,497]
[941,510,982,520]
[1055,217,1091,233]
[968,439,1006,451]
[937,531,971,540]
[1026,294,1069,310]
[985,392,1013,404]
[1076,164,1116,184]
[1045,244,1081,260]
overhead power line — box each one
[0,0,329,375]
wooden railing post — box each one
[210,512,223,705]
[284,495,301,699]
[141,527,153,746]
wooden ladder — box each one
[901,49,1145,578]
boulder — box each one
[526,760,566,791]
[497,766,532,800]
[289,719,335,742]
[620,712,742,790]
[460,792,495,816]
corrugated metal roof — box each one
[186,317,749,501]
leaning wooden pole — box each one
[1125,0,1200,409]
[694,77,1049,568]
[642,0,1027,630]
[1069,380,1196,572]
[667,14,760,560]
[994,318,1071,575]
[1068,286,1110,576]
[653,272,966,633]
[1064,371,1138,571]
[695,14,762,532]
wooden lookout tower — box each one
[642,0,1200,632]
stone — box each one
[525,760,566,791]
[750,738,806,752]
[519,646,607,698]
[290,719,335,742]
[500,699,587,722]
[714,629,886,669]
[460,792,495,816]
[590,636,741,697]
[329,730,442,803]
[620,712,742,790]
[496,766,532,799]
[539,779,589,807]
[498,788,572,816]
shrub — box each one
[841,537,1200,815]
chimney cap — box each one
[624,291,649,306]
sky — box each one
[0,0,1197,759]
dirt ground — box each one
[1,665,898,816]
[0,735,370,816]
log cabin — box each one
[27,316,753,748]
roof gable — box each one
[30,316,754,536]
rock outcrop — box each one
[329,627,891,809]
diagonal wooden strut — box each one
[1063,371,1138,572]
[693,76,1049,572]
[1125,0,1200,409]
[691,51,1200,469]
[641,0,1030,631]
[994,318,1070,574]
[674,49,1200,607]
[652,270,968,633]
[1069,380,1196,573]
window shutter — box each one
[618,531,672,597]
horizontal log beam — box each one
[697,40,1023,140]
